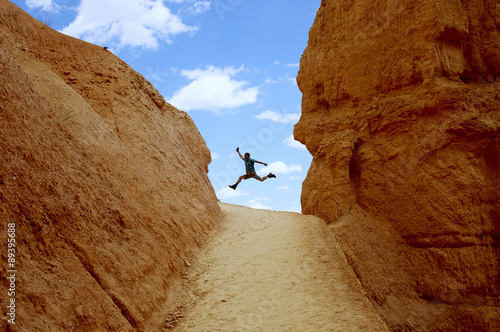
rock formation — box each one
[295,0,499,330]
[0,0,221,330]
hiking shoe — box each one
[268,173,276,178]
[229,184,237,190]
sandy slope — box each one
[173,203,389,331]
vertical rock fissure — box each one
[349,141,362,203]
[70,245,139,329]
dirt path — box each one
[173,203,389,331]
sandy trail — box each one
[173,203,389,331]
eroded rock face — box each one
[0,1,221,330]
[296,0,500,330]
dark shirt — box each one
[244,158,256,173]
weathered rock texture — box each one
[0,1,221,330]
[296,0,500,330]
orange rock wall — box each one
[296,0,500,330]
[0,1,221,330]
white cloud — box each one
[211,152,219,160]
[283,134,307,150]
[284,63,300,68]
[247,198,272,210]
[257,161,302,176]
[255,110,300,124]
[26,0,57,11]
[278,186,290,191]
[60,0,198,50]
[168,65,259,112]
[188,1,211,15]
[217,187,249,199]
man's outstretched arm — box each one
[236,147,244,160]
[254,160,268,166]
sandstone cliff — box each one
[295,0,500,331]
[0,0,221,330]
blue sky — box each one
[12,0,320,212]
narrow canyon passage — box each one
[173,203,389,331]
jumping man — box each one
[229,147,276,190]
